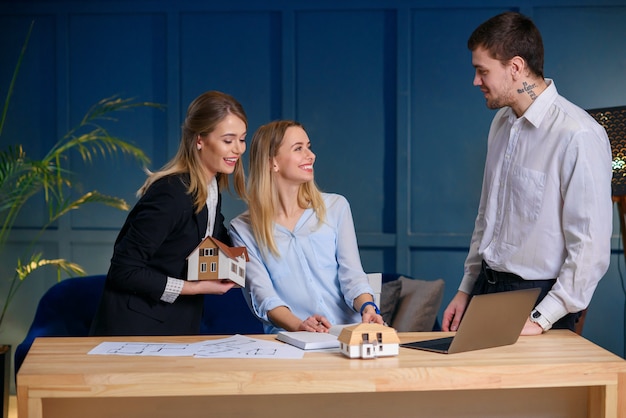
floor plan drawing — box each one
[88,335,304,359]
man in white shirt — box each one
[442,11,613,335]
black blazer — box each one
[90,174,231,336]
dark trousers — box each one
[471,260,582,331]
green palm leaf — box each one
[16,253,86,281]
[0,253,87,327]
[0,20,161,330]
[47,191,129,225]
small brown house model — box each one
[186,236,249,287]
[337,323,400,359]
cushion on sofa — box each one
[381,276,445,332]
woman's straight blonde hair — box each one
[246,120,325,256]
[138,91,247,212]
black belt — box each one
[481,260,525,284]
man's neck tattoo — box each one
[517,81,537,100]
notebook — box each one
[401,287,541,354]
[276,331,339,350]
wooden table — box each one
[17,331,626,418]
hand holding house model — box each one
[186,237,249,287]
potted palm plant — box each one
[0,21,158,418]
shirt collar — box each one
[515,78,558,128]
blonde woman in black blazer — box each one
[90,91,247,336]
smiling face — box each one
[196,113,247,179]
[272,126,315,187]
[471,46,515,110]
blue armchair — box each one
[200,289,263,335]
[14,275,263,374]
[14,275,106,375]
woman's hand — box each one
[355,295,386,326]
[181,279,237,295]
[267,307,331,332]
[361,310,385,325]
[298,314,332,332]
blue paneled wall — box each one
[1,1,626,389]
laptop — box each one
[401,287,541,354]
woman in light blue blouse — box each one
[229,120,385,334]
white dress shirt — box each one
[205,176,218,238]
[459,79,613,326]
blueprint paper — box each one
[88,334,304,359]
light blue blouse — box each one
[229,193,373,333]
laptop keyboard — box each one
[404,336,453,351]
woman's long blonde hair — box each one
[246,120,325,256]
[138,91,247,212]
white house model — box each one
[337,323,400,359]
[186,236,249,287]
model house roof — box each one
[337,323,400,345]
[190,236,249,262]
